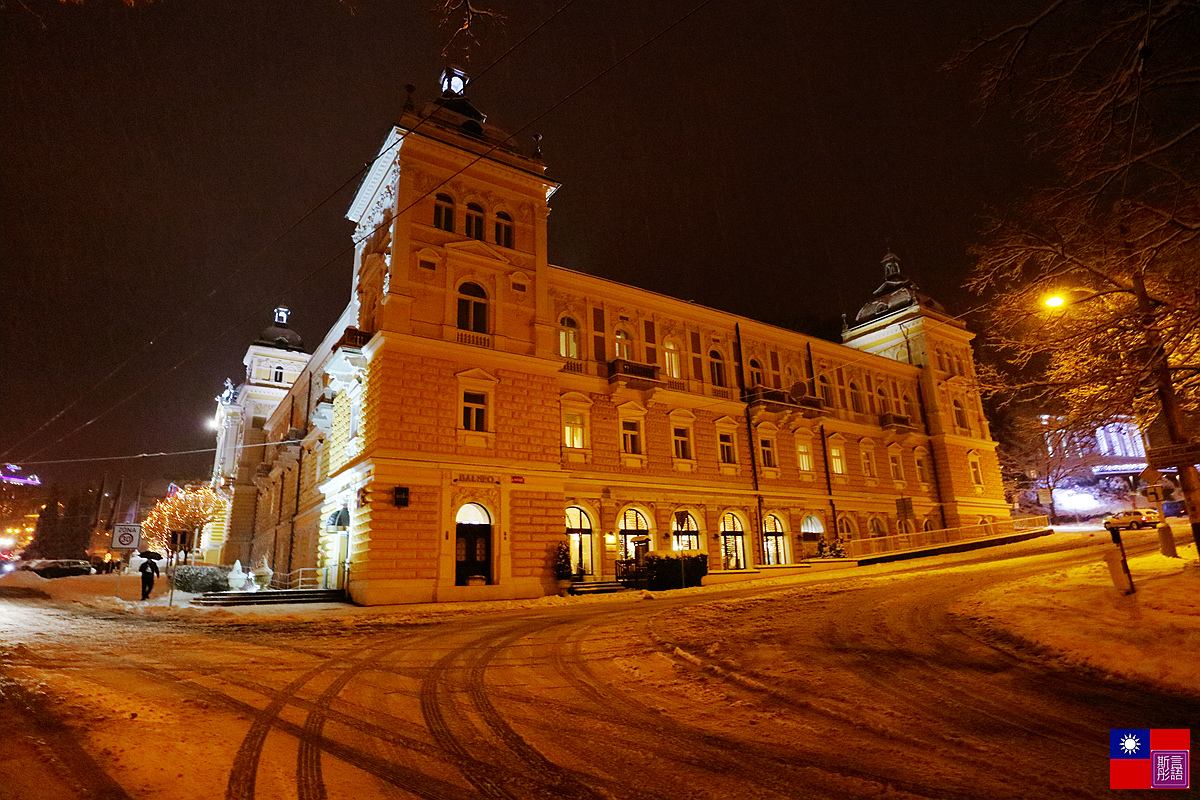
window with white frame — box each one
[719,512,746,570]
[619,508,651,559]
[837,516,855,538]
[968,451,984,486]
[860,445,876,478]
[671,510,700,550]
[273,364,284,382]
[465,202,485,239]
[672,425,693,460]
[614,329,633,361]
[663,339,682,379]
[564,412,585,449]
[889,448,904,481]
[719,432,736,464]
[762,514,788,565]
[434,193,455,232]
[462,392,487,431]
[621,420,642,455]
[796,439,813,472]
[457,282,488,333]
[558,317,580,359]
[759,430,777,469]
[830,441,846,474]
[709,350,726,387]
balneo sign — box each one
[1146,443,1200,469]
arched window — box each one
[456,503,490,524]
[923,518,937,532]
[818,375,834,406]
[953,399,969,430]
[762,514,788,565]
[465,202,485,240]
[434,194,455,232]
[457,282,488,333]
[663,340,682,379]
[720,512,746,570]
[709,350,726,387]
[494,211,514,248]
[877,387,890,415]
[849,382,864,413]
[273,365,284,383]
[618,508,650,559]
[558,317,580,359]
[837,516,855,537]
[869,518,887,538]
[749,359,763,387]
[565,506,593,577]
[671,510,699,550]
[614,329,633,361]
[800,515,824,536]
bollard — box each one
[1157,523,1179,558]
[1102,548,1134,594]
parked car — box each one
[27,559,93,578]
[1103,510,1162,531]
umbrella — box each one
[138,551,164,560]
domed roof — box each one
[254,306,305,351]
[852,253,947,326]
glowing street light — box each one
[1044,295,1066,308]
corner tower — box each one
[842,254,1009,527]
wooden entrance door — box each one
[455,523,491,586]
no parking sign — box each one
[112,523,140,550]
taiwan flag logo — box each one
[1110,729,1190,789]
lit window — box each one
[796,441,813,472]
[673,427,692,460]
[709,350,726,387]
[749,359,763,387]
[559,317,580,359]
[968,452,984,486]
[664,340,682,379]
[762,514,787,565]
[672,510,700,550]
[434,193,455,232]
[462,392,487,431]
[564,412,585,449]
[614,329,632,361]
[621,420,642,455]
[619,508,650,559]
[720,513,746,570]
[465,203,485,240]
[760,437,776,468]
[830,444,846,474]
[457,282,488,333]
[494,211,514,248]
[719,432,736,464]
[889,452,904,480]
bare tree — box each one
[998,414,1104,523]
[956,0,1200,549]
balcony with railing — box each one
[607,359,661,389]
[457,330,492,348]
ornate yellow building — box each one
[224,69,1008,605]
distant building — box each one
[211,69,1009,604]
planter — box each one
[251,556,273,591]
[556,579,572,597]
[227,559,248,591]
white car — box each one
[1103,510,1162,531]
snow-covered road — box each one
[1,531,1196,800]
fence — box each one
[269,563,348,590]
[841,515,1049,559]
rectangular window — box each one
[719,432,736,464]
[462,392,487,431]
[673,427,692,460]
[418,259,437,271]
[760,438,776,468]
[970,458,984,486]
[889,453,904,480]
[621,420,642,455]
[916,455,929,483]
[830,445,846,474]
[796,441,813,472]
[564,412,584,449]
[861,450,876,478]
[665,346,681,379]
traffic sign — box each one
[1146,443,1200,468]
[1143,486,1165,503]
[111,523,140,550]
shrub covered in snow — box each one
[643,550,708,590]
[170,565,229,594]
[815,536,846,558]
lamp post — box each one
[1043,287,1200,553]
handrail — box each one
[839,515,1049,559]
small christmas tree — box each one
[552,540,573,580]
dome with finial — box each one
[254,306,305,351]
[851,253,948,326]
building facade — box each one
[219,69,1009,605]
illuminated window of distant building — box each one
[457,282,488,333]
[749,359,764,387]
[462,392,487,431]
[762,514,788,565]
[614,329,633,361]
[719,512,746,570]
[968,451,984,486]
[494,211,514,248]
[564,412,585,449]
[465,202,485,240]
[672,510,699,550]
[709,350,727,387]
[558,317,580,359]
[830,443,846,474]
[953,399,968,430]
[663,339,682,379]
[796,440,813,472]
[434,193,455,232]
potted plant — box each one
[552,540,574,595]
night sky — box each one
[2,0,1043,491]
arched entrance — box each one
[762,513,788,565]
[455,503,492,586]
[671,510,699,550]
[565,506,593,578]
[719,512,746,570]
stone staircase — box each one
[569,580,627,596]
[191,588,347,607]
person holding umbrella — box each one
[138,552,161,600]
